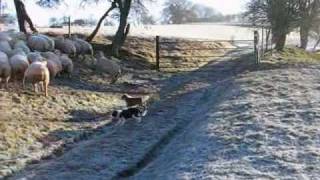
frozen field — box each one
[37,23,317,50]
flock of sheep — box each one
[0,31,122,96]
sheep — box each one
[8,32,27,47]
[14,40,31,54]
[121,94,145,107]
[27,52,44,64]
[46,59,62,78]
[41,51,60,62]
[7,48,25,58]
[71,36,93,56]
[37,34,55,51]
[0,51,11,88]
[0,32,12,42]
[59,54,73,77]
[0,40,12,55]
[27,34,54,52]
[54,36,77,56]
[23,61,50,96]
[95,51,121,84]
[42,52,63,77]
[9,51,29,81]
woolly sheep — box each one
[37,34,55,51]
[41,51,60,62]
[96,51,121,83]
[46,59,62,78]
[27,34,54,52]
[8,32,26,47]
[0,40,12,55]
[23,61,50,96]
[9,51,29,81]
[14,40,31,54]
[59,54,73,76]
[27,52,44,64]
[42,52,63,74]
[0,51,11,88]
[0,32,12,41]
[7,48,25,58]
[71,36,93,56]
[54,36,77,56]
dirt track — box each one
[7,50,253,179]
[9,50,320,179]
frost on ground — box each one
[134,67,320,179]
[8,48,320,179]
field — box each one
[0,32,236,178]
[38,23,319,50]
[2,24,320,179]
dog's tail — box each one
[140,105,148,117]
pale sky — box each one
[3,0,249,26]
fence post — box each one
[254,30,260,65]
[156,36,160,71]
[68,16,71,38]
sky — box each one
[3,0,249,26]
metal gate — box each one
[155,31,260,72]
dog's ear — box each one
[112,111,118,117]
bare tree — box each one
[246,0,299,51]
[297,0,320,49]
[86,1,117,42]
[14,0,38,33]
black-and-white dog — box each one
[112,106,148,125]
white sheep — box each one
[8,32,26,47]
[96,51,121,83]
[0,32,12,42]
[23,61,50,96]
[59,54,73,77]
[0,40,12,55]
[46,59,62,78]
[14,40,31,54]
[27,52,44,64]
[71,36,93,56]
[42,52,63,76]
[41,51,60,62]
[37,34,55,51]
[54,36,77,56]
[9,51,29,81]
[27,34,54,52]
[0,51,11,88]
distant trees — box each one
[246,0,320,51]
[37,0,153,56]
[140,12,155,25]
[161,0,238,24]
[161,0,197,24]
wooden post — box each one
[254,30,260,64]
[261,27,264,56]
[156,36,160,71]
[68,16,71,38]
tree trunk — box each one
[111,0,132,57]
[300,24,310,50]
[86,2,116,42]
[265,28,271,51]
[14,0,37,33]
[313,38,320,51]
[274,33,287,51]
